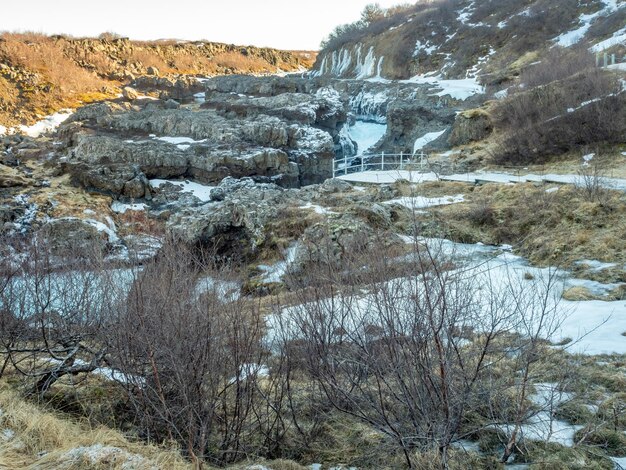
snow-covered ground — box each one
[383,194,465,210]
[0,110,73,137]
[493,383,582,447]
[111,201,147,214]
[413,129,447,154]
[149,179,214,202]
[298,202,337,215]
[258,243,300,284]
[153,136,207,151]
[271,236,626,355]
[338,170,440,184]
[337,169,626,192]
[555,0,626,47]
[591,25,626,52]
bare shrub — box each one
[516,46,595,90]
[106,241,291,465]
[0,238,113,394]
[275,231,565,468]
[491,68,626,165]
[576,160,613,205]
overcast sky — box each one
[1,0,406,50]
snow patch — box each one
[299,203,337,215]
[153,136,207,151]
[591,25,626,52]
[413,129,447,153]
[149,179,215,202]
[111,202,147,214]
[17,110,73,138]
[555,0,625,47]
[258,243,300,284]
[383,194,465,209]
[402,75,485,100]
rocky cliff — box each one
[0,33,316,127]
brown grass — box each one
[0,33,106,95]
[426,182,626,275]
[0,33,313,127]
[0,386,192,470]
[212,51,274,73]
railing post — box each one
[381,152,385,171]
[400,151,404,170]
[361,156,364,172]
[344,154,348,175]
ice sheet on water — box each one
[347,121,387,155]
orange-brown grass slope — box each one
[0,33,316,127]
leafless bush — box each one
[274,232,565,468]
[0,237,114,394]
[517,46,595,90]
[319,0,458,51]
[576,160,613,205]
[491,69,625,165]
[105,241,298,465]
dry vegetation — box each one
[411,179,626,284]
[1,222,624,469]
[0,33,315,127]
[488,48,626,165]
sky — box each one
[1,0,406,50]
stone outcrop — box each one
[449,108,493,147]
[61,77,349,190]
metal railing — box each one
[332,151,428,178]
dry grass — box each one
[0,33,313,127]
[0,387,192,470]
[212,51,274,73]
[418,181,626,276]
[0,33,107,95]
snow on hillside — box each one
[402,75,485,100]
[555,0,626,47]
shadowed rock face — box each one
[61,78,349,193]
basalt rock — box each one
[449,108,493,147]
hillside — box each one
[0,33,315,127]
[312,0,626,84]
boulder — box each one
[69,162,151,199]
[122,87,140,101]
[38,218,113,255]
[449,108,493,147]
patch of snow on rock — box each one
[402,75,485,100]
[149,179,215,202]
[413,129,447,153]
[111,202,148,214]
